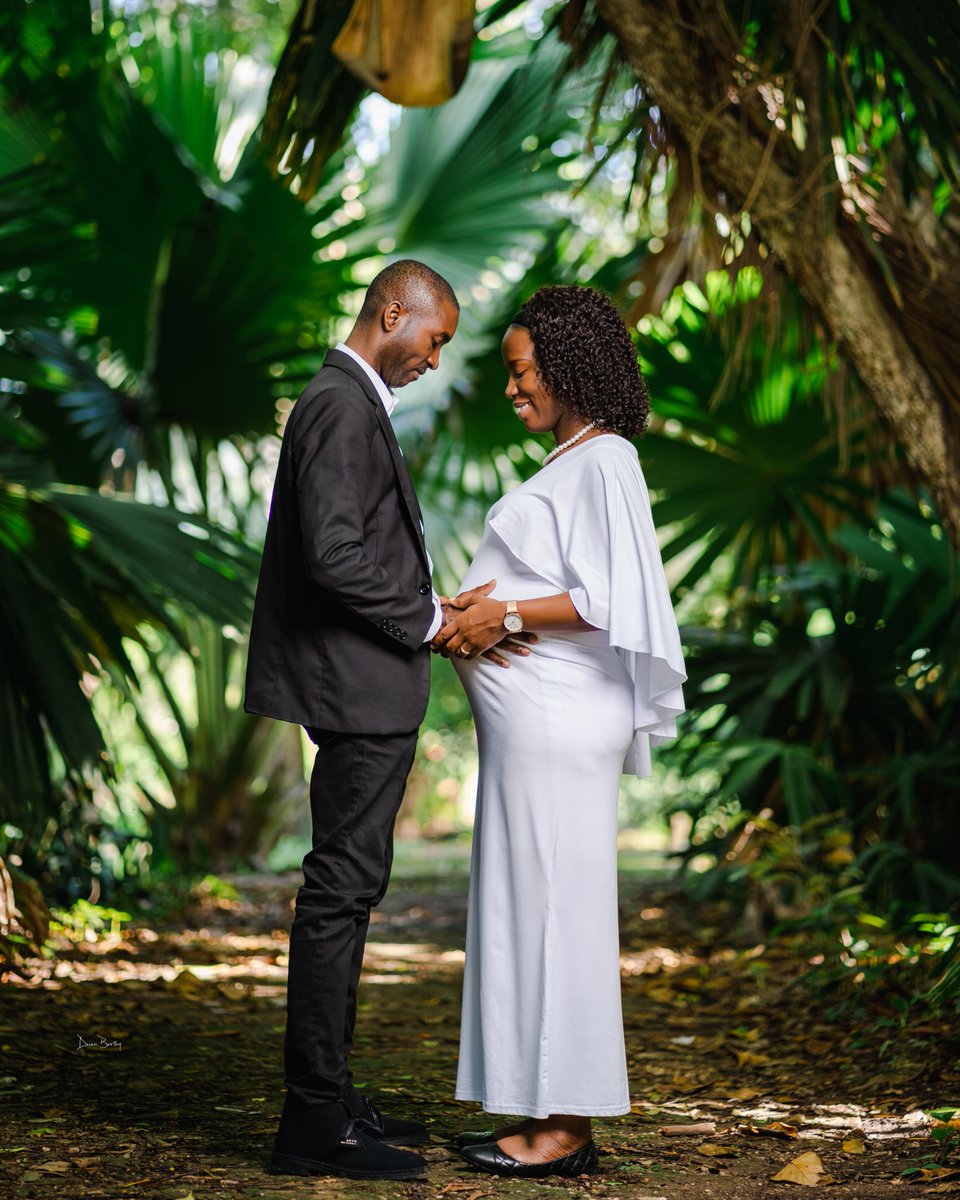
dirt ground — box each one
[2,840,958,1199]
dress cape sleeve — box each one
[488,440,686,778]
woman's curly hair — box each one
[511,285,650,438]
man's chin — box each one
[392,369,424,388]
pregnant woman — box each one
[432,285,686,1179]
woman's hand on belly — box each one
[431,578,537,665]
[434,585,598,662]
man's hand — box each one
[431,578,497,656]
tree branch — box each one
[595,0,960,543]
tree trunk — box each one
[595,0,960,545]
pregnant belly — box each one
[453,639,634,762]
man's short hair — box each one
[357,259,459,325]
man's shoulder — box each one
[288,356,378,429]
[303,351,375,401]
[317,347,383,398]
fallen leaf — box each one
[670,1074,717,1093]
[742,1122,799,1140]
[842,1137,866,1154]
[733,1049,772,1068]
[697,1142,738,1157]
[658,1122,717,1137]
[928,1185,960,1195]
[730,1026,762,1042]
[771,1150,828,1187]
[913,1168,960,1183]
[36,1161,72,1174]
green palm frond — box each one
[0,423,257,819]
[638,273,885,597]
[668,490,960,906]
[343,33,598,438]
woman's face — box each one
[501,325,563,434]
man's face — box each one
[380,300,459,388]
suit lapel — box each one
[322,349,430,571]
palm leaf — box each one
[0,428,257,818]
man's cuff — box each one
[423,594,443,643]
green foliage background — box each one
[0,0,957,999]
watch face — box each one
[504,612,523,633]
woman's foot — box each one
[497,1114,592,1164]
[459,1117,599,1179]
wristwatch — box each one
[503,600,524,634]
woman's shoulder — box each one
[563,433,642,481]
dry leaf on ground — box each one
[842,1137,866,1153]
[658,1121,717,1136]
[771,1150,831,1186]
[912,1168,960,1183]
[733,1049,773,1068]
[741,1121,799,1139]
[697,1142,738,1157]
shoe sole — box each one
[268,1151,427,1180]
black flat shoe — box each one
[346,1086,429,1146]
[460,1139,599,1178]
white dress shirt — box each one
[334,342,443,642]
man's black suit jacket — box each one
[243,348,436,734]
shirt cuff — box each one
[423,594,443,643]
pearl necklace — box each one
[543,422,596,465]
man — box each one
[243,260,460,1181]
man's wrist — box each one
[423,595,443,643]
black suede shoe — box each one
[269,1095,428,1180]
[460,1139,599,1178]
[345,1085,429,1146]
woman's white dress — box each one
[451,434,686,1118]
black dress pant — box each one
[283,726,419,1105]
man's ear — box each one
[382,301,405,331]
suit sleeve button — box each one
[400,631,407,640]
[419,583,431,596]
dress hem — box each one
[454,1088,631,1118]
